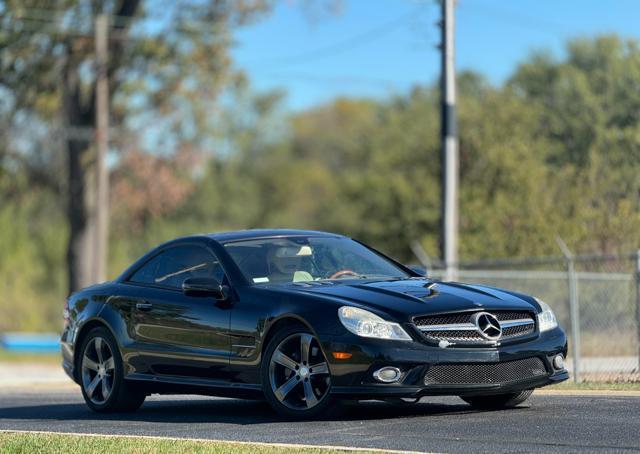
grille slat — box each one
[414,310,535,345]
[424,357,547,385]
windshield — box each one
[223,236,410,285]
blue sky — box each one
[232,0,640,111]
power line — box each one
[260,72,399,88]
[460,0,568,35]
[2,7,145,29]
[243,6,426,68]
[0,16,94,38]
[0,8,216,42]
[3,5,433,65]
[0,15,124,40]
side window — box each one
[128,254,164,285]
[128,245,225,289]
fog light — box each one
[373,366,402,383]
[553,354,564,370]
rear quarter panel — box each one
[61,282,130,382]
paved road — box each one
[0,387,639,453]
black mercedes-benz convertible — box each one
[61,229,568,418]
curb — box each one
[536,389,640,397]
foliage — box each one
[1,34,639,331]
[508,36,640,253]
[0,0,275,294]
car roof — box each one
[116,229,346,283]
[207,229,344,243]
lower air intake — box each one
[424,357,547,385]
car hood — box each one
[278,278,538,321]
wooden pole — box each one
[93,14,109,283]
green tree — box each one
[510,35,640,253]
[0,0,271,293]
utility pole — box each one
[439,0,459,281]
[93,13,109,283]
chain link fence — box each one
[429,251,640,383]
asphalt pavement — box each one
[0,386,639,453]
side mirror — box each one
[182,277,228,300]
[407,265,428,277]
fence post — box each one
[635,250,640,373]
[556,237,580,383]
[567,254,580,383]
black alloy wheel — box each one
[262,327,332,418]
[78,327,146,412]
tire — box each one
[461,389,533,410]
[78,327,146,413]
[261,326,333,419]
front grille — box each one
[503,323,533,337]
[424,357,547,385]
[414,310,535,345]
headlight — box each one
[338,306,412,341]
[535,298,558,332]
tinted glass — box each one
[224,236,409,285]
[129,245,225,288]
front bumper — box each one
[320,327,568,398]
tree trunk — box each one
[66,138,93,294]
[61,1,140,295]
[63,61,95,295]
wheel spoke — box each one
[101,376,111,399]
[272,350,298,371]
[274,375,299,402]
[302,380,318,408]
[103,357,115,371]
[86,375,101,398]
[310,362,329,375]
[270,332,331,411]
[83,356,99,372]
[94,338,104,363]
[300,334,312,365]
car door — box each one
[124,244,232,381]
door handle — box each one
[136,302,153,311]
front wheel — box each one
[461,389,533,410]
[78,327,146,412]
[261,327,332,419]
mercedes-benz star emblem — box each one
[471,312,502,340]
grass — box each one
[0,432,383,454]
[0,350,61,364]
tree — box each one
[0,0,271,293]
[509,35,640,253]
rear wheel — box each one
[78,327,146,412]
[461,389,533,410]
[261,327,332,419]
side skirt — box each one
[125,373,264,399]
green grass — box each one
[0,350,61,364]
[0,432,382,454]
[548,381,640,391]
